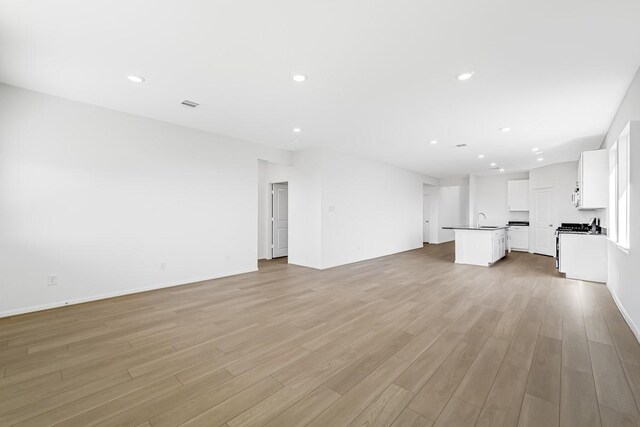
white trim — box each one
[0,268,258,319]
[611,240,631,255]
[320,244,424,270]
[428,239,454,245]
[607,283,640,344]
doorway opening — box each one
[532,187,555,256]
[271,182,288,259]
[423,194,431,243]
[423,183,439,245]
[257,159,292,267]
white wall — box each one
[439,186,469,243]
[289,148,438,269]
[321,149,437,268]
[0,84,291,316]
[288,149,324,269]
[434,176,469,244]
[468,174,477,226]
[427,184,469,244]
[257,160,292,259]
[473,172,530,226]
[529,161,603,225]
[599,67,640,337]
[440,176,470,187]
[258,160,268,259]
[0,84,440,315]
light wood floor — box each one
[2,243,640,426]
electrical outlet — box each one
[47,274,58,286]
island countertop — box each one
[442,226,509,231]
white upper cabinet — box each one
[507,180,530,211]
[577,149,607,210]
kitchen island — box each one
[442,226,508,266]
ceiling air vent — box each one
[181,100,199,108]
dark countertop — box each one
[558,230,606,236]
[442,226,509,231]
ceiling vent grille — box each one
[181,100,199,108]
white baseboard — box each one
[425,239,454,245]
[607,284,640,344]
[319,244,425,270]
[0,268,258,319]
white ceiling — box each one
[2,0,640,178]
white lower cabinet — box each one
[492,230,507,263]
[507,226,529,252]
[559,234,607,282]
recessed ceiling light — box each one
[499,127,511,132]
[293,128,302,133]
[292,74,307,82]
[500,168,505,172]
[535,151,544,155]
[531,147,539,152]
[456,71,474,81]
[429,140,438,145]
[537,157,544,162]
[127,75,145,83]
[490,162,497,167]
[478,154,485,159]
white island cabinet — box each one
[443,226,507,266]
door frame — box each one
[423,194,431,243]
[270,182,288,259]
[531,187,556,256]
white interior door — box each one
[423,195,431,243]
[272,183,288,258]
[532,188,555,256]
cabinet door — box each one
[510,229,529,250]
[492,234,499,262]
[580,150,607,209]
[578,155,583,190]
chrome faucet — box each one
[476,212,486,228]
